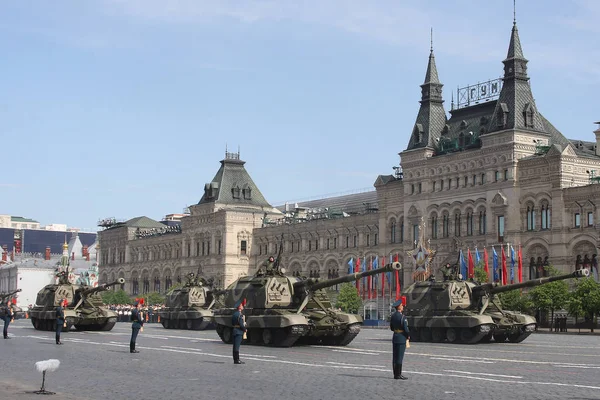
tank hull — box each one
[158,308,215,330]
[213,309,363,347]
[29,306,119,332]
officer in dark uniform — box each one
[130,298,144,353]
[2,299,14,339]
[390,296,410,380]
[232,298,247,364]
[55,299,66,345]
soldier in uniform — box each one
[232,298,247,364]
[55,299,67,345]
[2,299,14,339]
[390,296,410,380]
[130,298,144,354]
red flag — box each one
[467,249,475,279]
[367,258,372,300]
[483,247,490,281]
[518,245,523,283]
[501,246,507,285]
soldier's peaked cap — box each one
[392,296,406,308]
[234,298,247,308]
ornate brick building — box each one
[99,20,600,319]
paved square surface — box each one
[1,320,600,399]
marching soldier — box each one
[232,298,247,364]
[55,299,67,345]
[390,296,410,380]
[130,298,144,354]
[2,299,14,339]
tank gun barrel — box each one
[0,288,22,301]
[473,269,589,296]
[80,278,125,296]
[294,262,402,292]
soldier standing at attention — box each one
[390,296,410,380]
[232,298,247,364]
[55,299,67,345]
[2,299,14,339]
[130,298,144,354]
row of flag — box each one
[347,254,402,300]
[458,245,523,284]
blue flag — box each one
[492,247,499,282]
[475,247,481,264]
[510,246,516,283]
[373,256,378,269]
[348,258,353,275]
[459,249,467,279]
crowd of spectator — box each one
[107,304,165,323]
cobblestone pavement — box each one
[2,320,600,400]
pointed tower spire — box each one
[488,15,544,133]
[406,35,447,151]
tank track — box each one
[409,325,490,344]
[161,318,211,330]
[216,324,303,347]
[296,323,361,346]
[31,317,74,332]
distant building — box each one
[0,234,98,310]
[0,215,40,230]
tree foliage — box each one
[570,278,600,321]
[498,289,533,313]
[335,283,362,314]
[142,292,166,305]
[474,266,489,283]
[101,289,132,305]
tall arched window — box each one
[431,216,438,239]
[479,210,487,234]
[443,215,449,237]
[541,203,550,230]
[454,213,461,236]
[390,220,396,244]
[526,206,535,231]
[466,212,473,236]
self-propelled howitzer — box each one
[213,261,402,347]
[29,278,125,332]
[404,269,588,344]
[159,273,219,330]
[0,289,24,319]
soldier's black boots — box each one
[233,351,244,364]
[398,364,407,380]
[393,364,399,379]
[130,342,139,353]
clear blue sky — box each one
[1,1,598,231]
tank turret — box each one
[159,270,218,330]
[213,260,402,347]
[404,268,589,344]
[29,272,123,332]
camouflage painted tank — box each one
[213,258,402,347]
[404,269,588,344]
[29,274,125,332]
[159,272,218,330]
[0,289,25,319]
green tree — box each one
[335,283,362,314]
[569,277,600,332]
[101,289,132,305]
[474,266,489,283]
[529,265,569,331]
[498,289,533,313]
[142,292,165,306]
